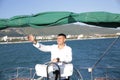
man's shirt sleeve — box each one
[33,42,51,52]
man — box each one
[28,33,72,80]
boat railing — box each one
[0,66,120,80]
[0,63,83,80]
[78,66,120,80]
[0,67,35,80]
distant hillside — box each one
[0,28,24,37]
[0,24,120,37]
[21,24,120,36]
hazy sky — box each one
[0,0,120,18]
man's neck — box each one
[58,44,65,49]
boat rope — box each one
[92,35,120,69]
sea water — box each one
[0,38,120,79]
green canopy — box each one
[0,11,120,29]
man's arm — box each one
[62,47,72,63]
[28,34,51,52]
[65,48,72,63]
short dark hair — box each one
[57,33,66,38]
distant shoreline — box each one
[0,37,118,44]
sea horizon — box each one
[0,36,118,44]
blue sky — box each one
[0,0,120,18]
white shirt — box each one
[33,42,72,63]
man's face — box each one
[57,36,66,45]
